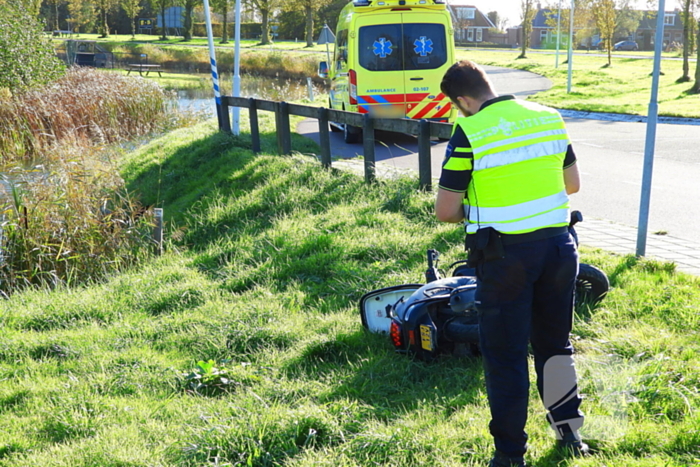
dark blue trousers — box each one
[475,232,584,457]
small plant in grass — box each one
[181,360,260,396]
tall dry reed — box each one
[0,67,176,167]
[0,68,181,295]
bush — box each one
[0,3,65,91]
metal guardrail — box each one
[220,96,452,190]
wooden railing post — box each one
[418,119,432,191]
[363,113,376,184]
[276,101,291,155]
[249,98,261,153]
[219,96,231,133]
[318,107,331,168]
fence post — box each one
[153,208,163,255]
[363,113,376,184]
[418,119,432,191]
[219,96,231,133]
[249,98,261,153]
[275,101,292,155]
[318,107,331,168]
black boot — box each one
[556,431,590,457]
[488,450,526,467]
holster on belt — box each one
[465,227,505,267]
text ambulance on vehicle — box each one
[318,0,457,143]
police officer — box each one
[435,60,588,467]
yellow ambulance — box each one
[319,0,457,143]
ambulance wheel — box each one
[344,124,362,144]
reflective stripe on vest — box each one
[458,99,570,235]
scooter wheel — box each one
[576,263,609,304]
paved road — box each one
[296,65,700,243]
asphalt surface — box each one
[295,66,700,275]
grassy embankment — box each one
[460,48,700,118]
[0,104,699,466]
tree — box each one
[95,0,119,37]
[211,0,231,43]
[518,0,537,58]
[487,10,507,32]
[543,1,594,50]
[592,0,616,66]
[249,0,282,45]
[678,0,697,82]
[693,21,700,93]
[67,0,94,34]
[150,0,174,40]
[284,0,323,47]
[121,0,141,38]
[0,2,65,90]
[182,0,198,40]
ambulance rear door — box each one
[356,15,407,119]
[402,13,453,121]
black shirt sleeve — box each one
[564,144,577,168]
[438,125,473,193]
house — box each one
[445,1,498,44]
[507,5,686,51]
[634,10,684,50]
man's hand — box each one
[435,188,465,223]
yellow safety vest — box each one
[457,99,570,235]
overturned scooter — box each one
[359,211,609,361]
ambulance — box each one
[319,0,457,143]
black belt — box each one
[498,226,569,245]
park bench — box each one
[126,64,162,77]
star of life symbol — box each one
[413,36,434,56]
[373,38,393,58]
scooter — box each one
[359,211,609,361]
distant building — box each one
[507,5,686,51]
[446,2,499,44]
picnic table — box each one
[126,64,162,77]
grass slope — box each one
[0,118,699,466]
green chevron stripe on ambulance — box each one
[457,99,571,235]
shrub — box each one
[0,3,65,91]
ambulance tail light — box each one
[349,69,358,105]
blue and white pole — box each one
[203,0,224,130]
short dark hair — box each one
[440,59,494,102]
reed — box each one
[0,67,188,295]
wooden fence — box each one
[220,96,453,191]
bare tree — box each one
[518,0,537,58]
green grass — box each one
[461,49,700,118]
[1,108,700,466]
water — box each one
[177,75,325,118]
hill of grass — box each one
[0,115,698,466]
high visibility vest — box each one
[457,99,570,235]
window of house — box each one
[664,14,675,26]
[467,28,474,41]
[458,8,475,20]
[540,29,548,42]
[476,28,483,42]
